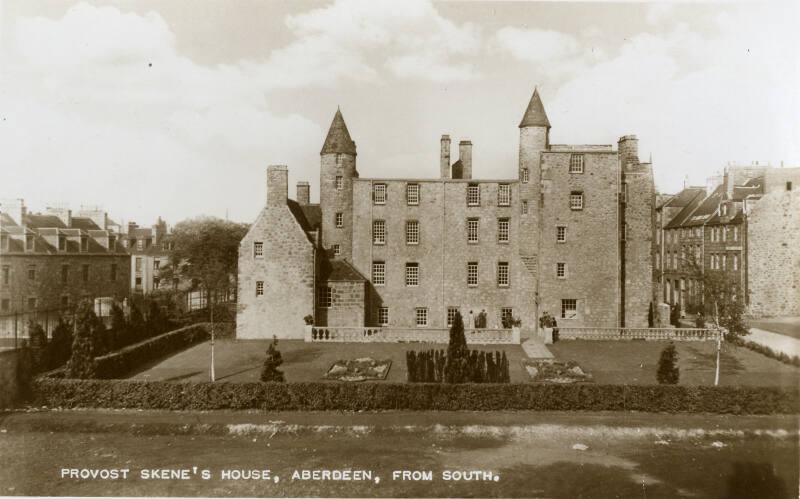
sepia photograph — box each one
[0,0,798,497]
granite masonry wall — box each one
[623,162,655,327]
[316,280,365,327]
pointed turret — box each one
[320,108,357,155]
[519,88,550,128]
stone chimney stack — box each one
[296,181,310,205]
[723,168,734,200]
[459,140,472,180]
[440,135,451,179]
[267,165,289,207]
[618,135,639,170]
[46,206,72,227]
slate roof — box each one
[24,214,66,229]
[299,204,322,231]
[662,187,705,209]
[664,188,711,229]
[70,217,101,230]
[320,109,357,155]
[0,212,17,227]
[519,88,551,128]
[319,259,367,282]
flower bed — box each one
[323,358,392,382]
[523,359,593,384]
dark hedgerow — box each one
[30,377,799,414]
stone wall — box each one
[538,151,620,327]
[623,163,655,327]
[0,348,30,409]
[747,190,800,317]
[316,280,365,327]
[236,205,316,339]
[319,152,357,260]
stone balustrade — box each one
[555,327,719,341]
[307,326,520,344]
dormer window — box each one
[81,236,88,252]
[137,239,144,251]
[58,235,66,251]
[25,234,34,251]
[0,235,7,251]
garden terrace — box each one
[309,326,519,344]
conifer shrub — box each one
[47,318,73,369]
[28,320,48,372]
[66,300,99,379]
[656,342,680,385]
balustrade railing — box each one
[308,326,519,344]
[556,327,719,341]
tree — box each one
[48,318,73,369]
[110,303,127,350]
[28,320,48,372]
[260,336,285,382]
[129,305,146,345]
[66,300,99,379]
[146,299,168,338]
[445,311,469,383]
[160,217,248,381]
[656,342,680,385]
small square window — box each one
[467,184,481,206]
[335,176,343,190]
[569,154,584,173]
[447,307,459,327]
[335,213,343,228]
[522,201,529,215]
[373,183,387,204]
[415,307,428,327]
[556,262,566,279]
[405,263,419,286]
[570,192,584,210]
[256,281,264,296]
[332,244,341,256]
[498,184,511,206]
[497,218,510,243]
[372,220,386,245]
[467,262,478,287]
[372,261,385,286]
[521,168,529,183]
[318,286,332,308]
[27,265,36,280]
[254,241,264,257]
[556,226,567,243]
[406,183,419,205]
[406,220,419,245]
[497,262,509,287]
[561,299,578,319]
[378,306,389,326]
[467,218,479,243]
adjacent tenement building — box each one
[237,90,655,339]
[0,200,130,337]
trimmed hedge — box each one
[31,378,799,414]
[93,324,211,379]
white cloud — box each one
[493,27,581,64]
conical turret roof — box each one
[320,108,357,155]
[519,88,550,128]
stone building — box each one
[0,200,131,338]
[122,218,172,294]
[654,165,800,317]
[236,89,656,339]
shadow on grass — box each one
[216,366,260,381]
[164,371,205,382]
[684,344,745,374]
[723,462,789,499]
[282,347,326,364]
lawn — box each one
[130,339,530,383]
[750,317,800,340]
[548,340,800,387]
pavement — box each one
[748,327,800,357]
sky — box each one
[1,0,798,226]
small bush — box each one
[657,343,680,385]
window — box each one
[25,234,34,251]
[467,218,479,243]
[137,239,144,251]
[415,307,428,327]
[733,226,739,241]
[497,218,509,243]
[467,262,478,287]
[332,244,341,256]
[569,154,584,173]
[447,307,458,327]
[378,306,389,326]
[254,241,264,257]
[561,299,578,319]
[58,236,66,251]
[135,257,142,271]
[154,260,161,270]
[373,183,387,204]
[27,297,37,310]
[27,265,36,281]
[497,262,509,287]
[135,277,142,289]
[405,263,419,286]
[722,254,727,270]
[256,281,264,296]
[406,183,419,205]
[406,220,419,245]
[522,201,529,215]
[372,262,385,286]
[787,181,793,191]
[82,264,89,283]
[467,184,480,206]
[556,262,566,279]
[110,264,117,282]
[656,253,661,270]
[335,176,343,190]
[372,220,386,245]
[61,265,69,284]
[1,298,9,311]
[569,192,584,210]
[335,212,343,228]
[498,184,511,206]
[2,266,9,285]
[501,307,513,326]
[721,226,727,242]
[556,226,567,243]
[318,286,332,307]
[733,254,739,270]
[153,277,160,289]
[521,168,529,183]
